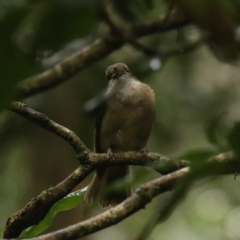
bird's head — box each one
[106,63,130,80]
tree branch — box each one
[136,152,238,240]
[99,6,159,57]
[16,152,240,240]
[89,151,188,175]
[33,167,190,240]
[8,102,237,240]
[15,11,190,99]
[4,150,188,239]
[10,102,89,158]
[3,165,94,239]
[2,4,234,240]
[5,102,188,238]
[9,101,188,174]
[5,100,190,238]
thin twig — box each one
[99,6,159,56]
[10,102,89,157]
[162,0,176,25]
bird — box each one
[84,63,155,207]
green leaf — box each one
[14,1,96,53]
[0,3,39,109]
[20,187,87,238]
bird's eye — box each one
[125,68,130,73]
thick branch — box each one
[10,101,188,174]
[136,152,239,240]
[3,152,187,239]
[34,167,189,240]
[15,11,190,99]
[8,102,236,239]
[3,165,94,239]
[3,150,238,239]
[21,152,240,240]
[89,151,188,175]
[4,101,225,239]
[6,99,189,238]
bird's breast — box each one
[99,81,155,152]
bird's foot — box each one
[107,148,115,160]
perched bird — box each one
[84,63,155,207]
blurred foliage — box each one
[206,113,225,146]
[0,2,37,108]
[0,0,96,109]
[1,0,240,240]
[14,1,96,53]
[110,0,156,22]
[180,148,218,165]
[175,0,240,61]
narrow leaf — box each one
[20,187,87,238]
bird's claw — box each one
[140,149,149,155]
[107,148,115,160]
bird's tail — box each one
[84,166,131,207]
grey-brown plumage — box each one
[84,63,155,207]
